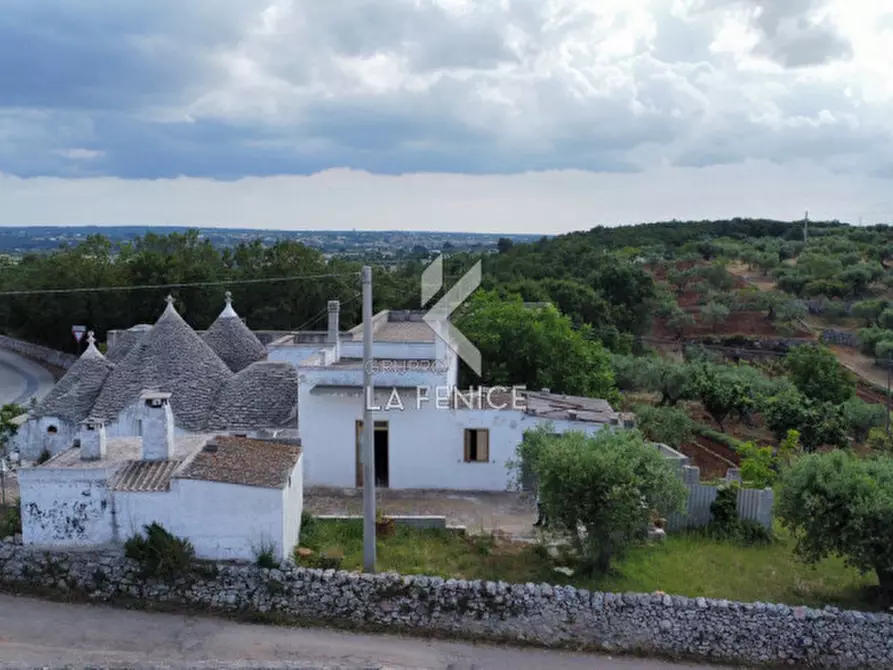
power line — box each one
[292,292,362,333]
[0,272,360,298]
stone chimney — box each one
[140,391,175,461]
[79,417,107,461]
[327,300,340,344]
[327,300,341,361]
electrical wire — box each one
[0,271,361,297]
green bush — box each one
[124,522,195,581]
[634,404,694,449]
[35,448,51,465]
[300,510,317,534]
[705,484,772,546]
[0,502,21,537]
[255,542,278,569]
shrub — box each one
[785,344,855,405]
[124,522,195,581]
[737,442,778,489]
[0,502,21,537]
[300,510,317,534]
[705,484,772,546]
[633,404,694,449]
[35,448,51,465]
[255,542,278,569]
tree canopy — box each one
[517,427,687,574]
[777,451,893,597]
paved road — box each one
[0,349,55,407]
[0,595,740,670]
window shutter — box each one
[479,430,490,462]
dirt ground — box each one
[305,487,538,539]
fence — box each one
[0,334,77,370]
[667,465,774,532]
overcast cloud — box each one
[1,0,891,233]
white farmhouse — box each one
[17,391,303,561]
[268,302,633,491]
[13,294,298,460]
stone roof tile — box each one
[175,436,301,489]
[90,297,234,431]
[202,293,267,373]
[207,360,298,431]
[32,334,115,424]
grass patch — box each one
[298,519,879,610]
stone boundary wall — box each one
[0,334,77,370]
[0,540,890,669]
[820,330,861,348]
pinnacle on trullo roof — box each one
[202,291,267,373]
[32,330,114,424]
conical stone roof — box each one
[32,332,115,424]
[106,324,153,363]
[91,296,234,431]
[202,292,267,373]
[207,360,298,431]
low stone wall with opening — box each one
[0,539,891,668]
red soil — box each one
[677,435,740,480]
[652,310,812,340]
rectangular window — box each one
[464,429,490,463]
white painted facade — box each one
[115,462,303,561]
[18,398,305,562]
[269,307,622,492]
[297,388,606,490]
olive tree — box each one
[634,404,694,449]
[700,301,730,332]
[777,451,893,598]
[532,429,687,574]
[785,344,855,405]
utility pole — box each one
[361,265,377,573]
[886,353,893,438]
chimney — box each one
[140,391,175,461]
[79,417,107,461]
[327,300,341,362]
[327,300,340,344]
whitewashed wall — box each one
[21,456,305,562]
[268,345,327,367]
[281,455,304,558]
[116,478,286,562]
[299,388,604,491]
[338,341,437,361]
[14,417,77,460]
[17,467,114,546]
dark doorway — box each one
[355,420,389,488]
[374,429,389,488]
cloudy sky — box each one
[1,0,892,234]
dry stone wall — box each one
[0,334,77,370]
[1,538,891,669]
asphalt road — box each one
[0,348,55,407]
[0,594,740,670]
